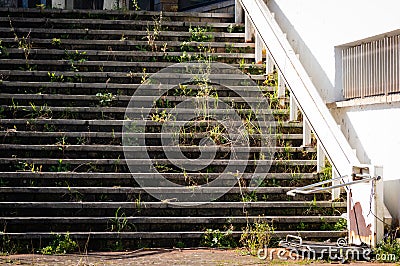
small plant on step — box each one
[201,225,236,248]
[9,18,32,70]
[40,232,78,255]
[96,92,115,106]
[145,12,163,52]
[189,25,213,42]
[51,38,61,47]
[240,216,274,256]
[108,207,135,232]
[132,0,140,11]
[48,72,64,82]
[0,40,8,58]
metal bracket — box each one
[287,173,379,197]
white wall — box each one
[267,0,400,223]
[267,0,400,102]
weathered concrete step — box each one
[0,27,244,41]
[5,48,254,59]
[0,144,314,153]
[0,172,319,188]
[0,231,346,247]
[1,38,254,52]
[0,8,235,22]
[3,105,286,118]
[0,158,316,167]
[0,69,264,84]
[0,201,345,209]
[0,186,323,194]
[0,131,304,146]
[0,216,343,233]
[0,93,278,106]
[0,186,329,202]
[0,59,264,73]
[4,17,241,31]
[0,216,341,225]
[0,119,300,130]
[0,81,278,96]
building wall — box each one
[267,0,400,223]
[267,0,400,103]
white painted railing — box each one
[343,34,400,99]
[235,0,387,247]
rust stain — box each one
[349,202,372,237]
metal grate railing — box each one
[342,34,400,99]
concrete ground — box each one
[0,248,398,265]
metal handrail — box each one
[237,0,360,176]
[286,174,377,196]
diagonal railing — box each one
[235,0,387,247]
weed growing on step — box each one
[96,92,115,106]
[132,0,140,11]
[9,17,32,70]
[26,102,52,119]
[240,216,274,256]
[48,72,64,82]
[0,40,8,58]
[49,159,70,172]
[108,207,135,232]
[51,38,61,47]
[145,12,163,52]
[151,109,172,123]
[1,226,21,255]
[189,26,213,42]
[64,50,87,72]
[201,226,236,248]
[15,161,42,173]
[227,24,244,33]
[40,233,78,255]
[333,217,347,231]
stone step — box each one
[0,69,264,84]
[0,172,319,187]
[1,38,254,53]
[0,216,343,232]
[0,231,346,250]
[0,201,346,220]
[2,105,287,120]
[3,49,255,64]
[0,81,278,97]
[0,186,329,202]
[0,8,235,23]
[0,119,302,133]
[0,59,264,73]
[0,131,304,147]
[0,27,245,42]
[3,17,241,32]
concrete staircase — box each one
[0,8,346,251]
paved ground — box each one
[0,248,398,265]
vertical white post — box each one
[289,94,298,121]
[255,34,263,64]
[265,54,274,74]
[235,0,244,23]
[245,14,253,43]
[317,142,325,172]
[302,119,312,147]
[331,168,341,200]
[277,72,286,107]
[348,165,384,247]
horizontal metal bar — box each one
[287,174,374,196]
